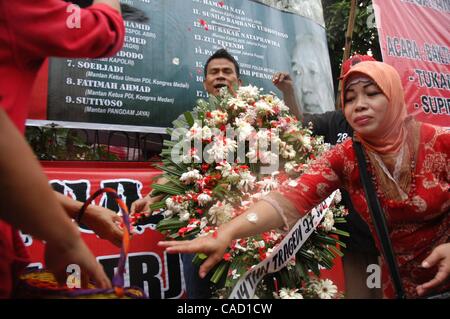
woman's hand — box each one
[130,195,158,215]
[45,236,111,289]
[158,230,232,279]
[82,205,123,247]
[416,243,450,296]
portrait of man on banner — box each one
[291,33,335,114]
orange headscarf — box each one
[341,61,408,155]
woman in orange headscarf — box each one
[159,61,449,299]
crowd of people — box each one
[0,0,448,299]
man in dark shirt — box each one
[132,49,240,298]
[272,54,381,298]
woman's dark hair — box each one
[204,49,240,78]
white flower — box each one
[259,151,279,165]
[300,135,312,151]
[202,126,213,140]
[180,169,202,185]
[257,176,279,193]
[321,211,335,232]
[212,110,228,126]
[208,201,234,226]
[235,120,255,141]
[185,122,202,140]
[206,110,228,126]
[334,189,342,204]
[234,241,248,252]
[276,288,303,299]
[255,100,275,115]
[237,171,256,192]
[314,279,338,299]
[273,97,289,112]
[216,161,240,183]
[180,152,201,163]
[197,193,213,206]
[165,197,189,218]
[179,211,190,222]
[162,210,174,218]
[243,108,257,124]
[231,269,241,280]
[206,137,237,163]
[281,144,296,159]
[246,149,258,162]
[255,240,266,248]
[284,161,297,174]
[237,85,260,100]
[227,97,248,111]
[199,217,209,229]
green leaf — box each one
[192,253,207,266]
[184,112,195,127]
[163,140,177,147]
[296,261,309,281]
[149,201,166,210]
[156,218,187,232]
[330,229,350,237]
[163,174,186,188]
[313,234,339,246]
[161,159,189,173]
[328,245,344,258]
[154,165,183,177]
[210,261,229,285]
[152,184,184,195]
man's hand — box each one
[82,205,123,247]
[45,236,111,289]
[272,72,295,94]
[417,243,450,296]
[272,72,301,119]
[131,195,162,215]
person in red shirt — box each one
[0,0,125,298]
[273,55,382,298]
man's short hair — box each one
[204,49,240,78]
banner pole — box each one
[336,0,358,109]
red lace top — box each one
[279,122,449,298]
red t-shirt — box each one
[0,0,125,298]
[0,0,125,132]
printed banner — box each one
[373,0,450,127]
[229,191,337,299]
[23,161,186,299]
[27,0,334,132]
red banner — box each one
[24,161,344,298]
[24,161,185,299]
[373,0,450,127]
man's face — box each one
[203,58,240,96]
[293,59,321,109]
